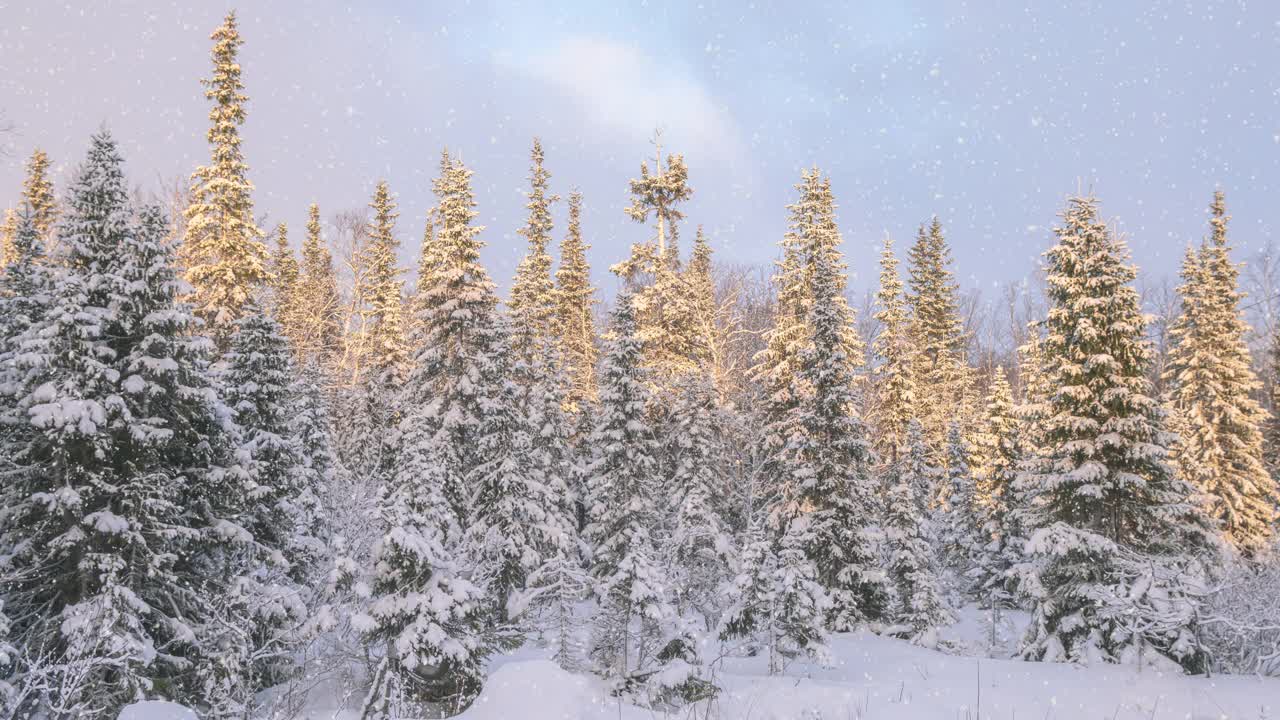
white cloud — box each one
[500,35,743,163]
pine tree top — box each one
[509,139,560,351]
[1030,195,1216,554]
[21,148,57,240]
[182,10,267,343]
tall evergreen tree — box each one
[361,181,407,382]
[1164,192,1276,554]
[871,236,918,461]
[359,158,500,713]
[752,169,856,512]
[1,133,230,717]
[21,148,57,244]
[499,141,584,644]
[554,190,598,412]
[615,139,697,381]
[1018,196,1218,668]
[970,368,1027,605]
[906,218,972,462]
[508,139,559,358]
[792,214,887,629]
[268,222,301,341]
[583,291,673,681]
[181,11,268,346]
[295,203,343,365]
[884,421,951,646]
[410,152,503,522]
[0,209,16,267]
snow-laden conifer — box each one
[792,211,887,629]
[665,372,735,628]
[871,236,918,461]
[181,11,268,345]
[969,369,1027,605]
[936,424,984,592]
[1164,192,1276,554]
[554,191,598,412]
[1017,196,1219,669]
[884,420,951,646]
[906,218,973,462]
[358,409,487,718]
[2,133,231,717]
[584,291,674,682]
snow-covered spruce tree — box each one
[181,10,268,347]
[721,170,837,673]
[555,190,598,412]
[751,170,862,520]
[583,291,676,689]
[1164,192,1276,555]
[614,139,697,382]
[906,218,973,463]
[666,371,735,629]
[358,411,487,718]
[501,142,587,659]
[411,151,504,523]
[0,209,17,267]
[359,158,502,710]
[1015,323,1052,456]
[1,134,231,717]
[751,172,818,517]
[294,203,343,366]
[0,208,52,386]
[884,420,951,646]
[871,235,919,463]
[508,139,559,355]
[198,305,322,712]
[268,222,302,343]
[936,423,984,595]
[969,368,1028,605]
[21,148,57,245]
[1018,195,1220,670]
[720,515,831,675]
[361,180,408,381]
[338,182,407,522]
[791,209,887,630]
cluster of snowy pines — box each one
[1,11,1279,720]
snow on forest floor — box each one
[123,606,1279,720]
[461,631,1277,720]
[460,605,1277,720]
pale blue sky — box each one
[2,0,1279,299]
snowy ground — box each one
[462,630,1276,720]
[123,606,1279,720]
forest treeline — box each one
[0,10,1277,720]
